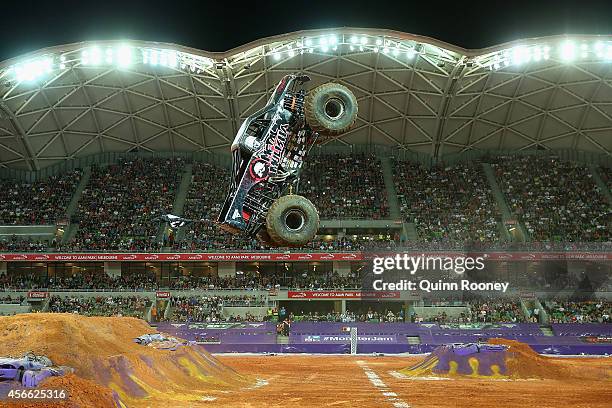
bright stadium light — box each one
[560,41,576,61]
[543,45,551,60]
[533,46,542,61]
[272,52,280,60]
[305,38,312,47]
[288,49,295,57]
[406,48,415,59]
[594,42,605,58]
[42,57,52,73]
[117,46,132,67]
[81,50,89,65]
[360,36,368,45]
[59,55,67,69]
[350,36,358,44]
[150,49,159,65]
[105,48,113,64]
[383,47,389,54]
[376,38,383,46]
[90,47,102,65]
[393,47,400,56]
[581,43,589,58]
[329,35,338,45]
[511,46,530,65]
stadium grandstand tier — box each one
[393,160,501,242]
[493,156,610,242]
[0,170,82,225]
[300,154,389,219]
[65,157,184,251]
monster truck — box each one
[0,353,72,387]
[218,74,358,247]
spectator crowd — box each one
[394,160,500,243]
[493,155,610,242]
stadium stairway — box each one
[379,156,402,220]
[158,162,193,244]
[403,222,419,241]
[406,336,421,345]
[588,164,611,203]
[62,166,92,244]
[540,326,555,337]
[481,163,527,242]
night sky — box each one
[1,0,610,61]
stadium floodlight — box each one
[349,45,355,51]
[393,47,400,56]
[105,48,113,64]
[288,49,295,57]
[543,46,551,60]
[59,55,67,70]
[272,52,280,61]
[560,41,576,61]
[305,38,312,46]
[159,51,168,67]
[606,44,612,60]
[533,46,542,61]
[117,46,132,67]
[90,47,102,65]
[360,36,368,45]
[150,49,159,65]
[383,47,390,54]
[376,38,383,46]
[81,50,89,65]
[406,48,416,59]
[329,35,338,45]
[581,43,589,58]
[350,36,358,44]
[511,46,530,65]
[42,57,52,74]
[594,42,604,58]
[359,45,364,52]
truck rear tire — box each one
[305,82,358,136]
[266,195,319,247]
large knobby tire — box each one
[305,83,358,136]
[256,228,283,248]
[266,195,319,247]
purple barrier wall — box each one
[551,323,612,336]
[291,334,398,344]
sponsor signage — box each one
[581,336,612,344]
[0,252,364,262]
[27,291,49,299]
[156,291,171,299]
[288,291,400,299]
[0,252,609,262]
[300,334,397,344]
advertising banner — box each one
[0,251,610,262]
[287,291,400,299]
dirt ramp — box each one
[0,313,252,407]
[400,339,607,380]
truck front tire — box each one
[266,195,319,247]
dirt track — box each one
[212,354,612,408]
[1,314,610,408]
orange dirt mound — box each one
[0,313,253,407]
[401,339,611,380]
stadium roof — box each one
[0,28,611,170]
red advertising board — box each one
[0,252,609,262]
[156,291,171,299]
[0,252,362,262]
[287,291,400,299]
[27,291,49,299]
